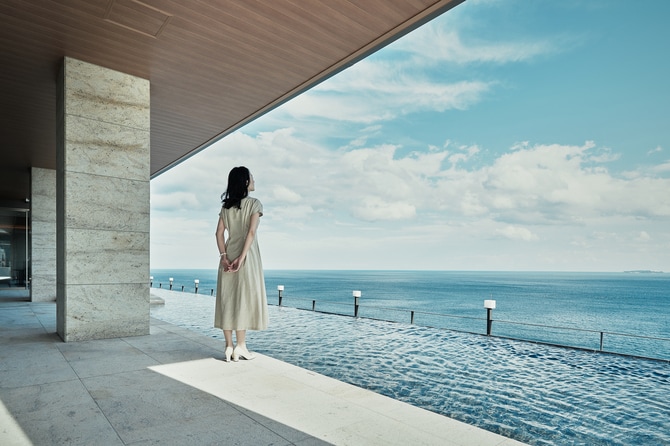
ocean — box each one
[149,270,670,445]
[150,269,670,359]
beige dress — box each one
[214,197,268,330]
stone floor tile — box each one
[0,344,77,388]
[235,405,333,446]
[82,369,241,443]
[120,412,293,446]
[15,404,123,446]
[0,379,93,415]
[0,329,58,346]
[56,339,160,378]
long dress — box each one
[214,197,268,330]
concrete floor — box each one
[0,291,526,445]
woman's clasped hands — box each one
[221,254,245,273]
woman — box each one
[215,166,268,362]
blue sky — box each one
[151,0,670,271]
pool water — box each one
[151,290,670,446]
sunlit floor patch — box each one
[149,356,525,446]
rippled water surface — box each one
[151,290,670,446]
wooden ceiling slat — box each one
[2,2,154,75]
[226,1,360,55]
[159,5,336,71]
[138,1,335,71]
[315,0,395,32]
[155,26,314,85]
[104,0,172,38]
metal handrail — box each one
[273,294,670,362]
[494,318,670,342]
[150,283,670,362]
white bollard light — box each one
[353,290,361,317]
[484,299,496,335]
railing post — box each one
[353,290,361,317]
[312,300,316,311]
[181,285,184,292]
[411,310,415,324]
[600,332,604,351]
[277,285,284,306]
[484,300,496,336]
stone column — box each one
[30,167,57,302]
[57,57,150,342]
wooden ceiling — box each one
[0,0,464,204]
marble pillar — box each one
[57,57,150,342]
[30,167,57,302]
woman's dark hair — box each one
[221,166,250,209]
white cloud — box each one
[448,144,481,165]
[150,191,201,211]
[457,142,670,223]
[393,23,556,65]
[283,74,491,124]
[496,225,539,241]
[647,145,663,155]
[151,132,670,270]
[153,131,670,240]
[588,148,620,163]
[272,186,302,203]
[150,216,214,268]
[652,161,670,173]
[352,197,416,221]
[635,231,651,242]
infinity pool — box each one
[151,290,670,445]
